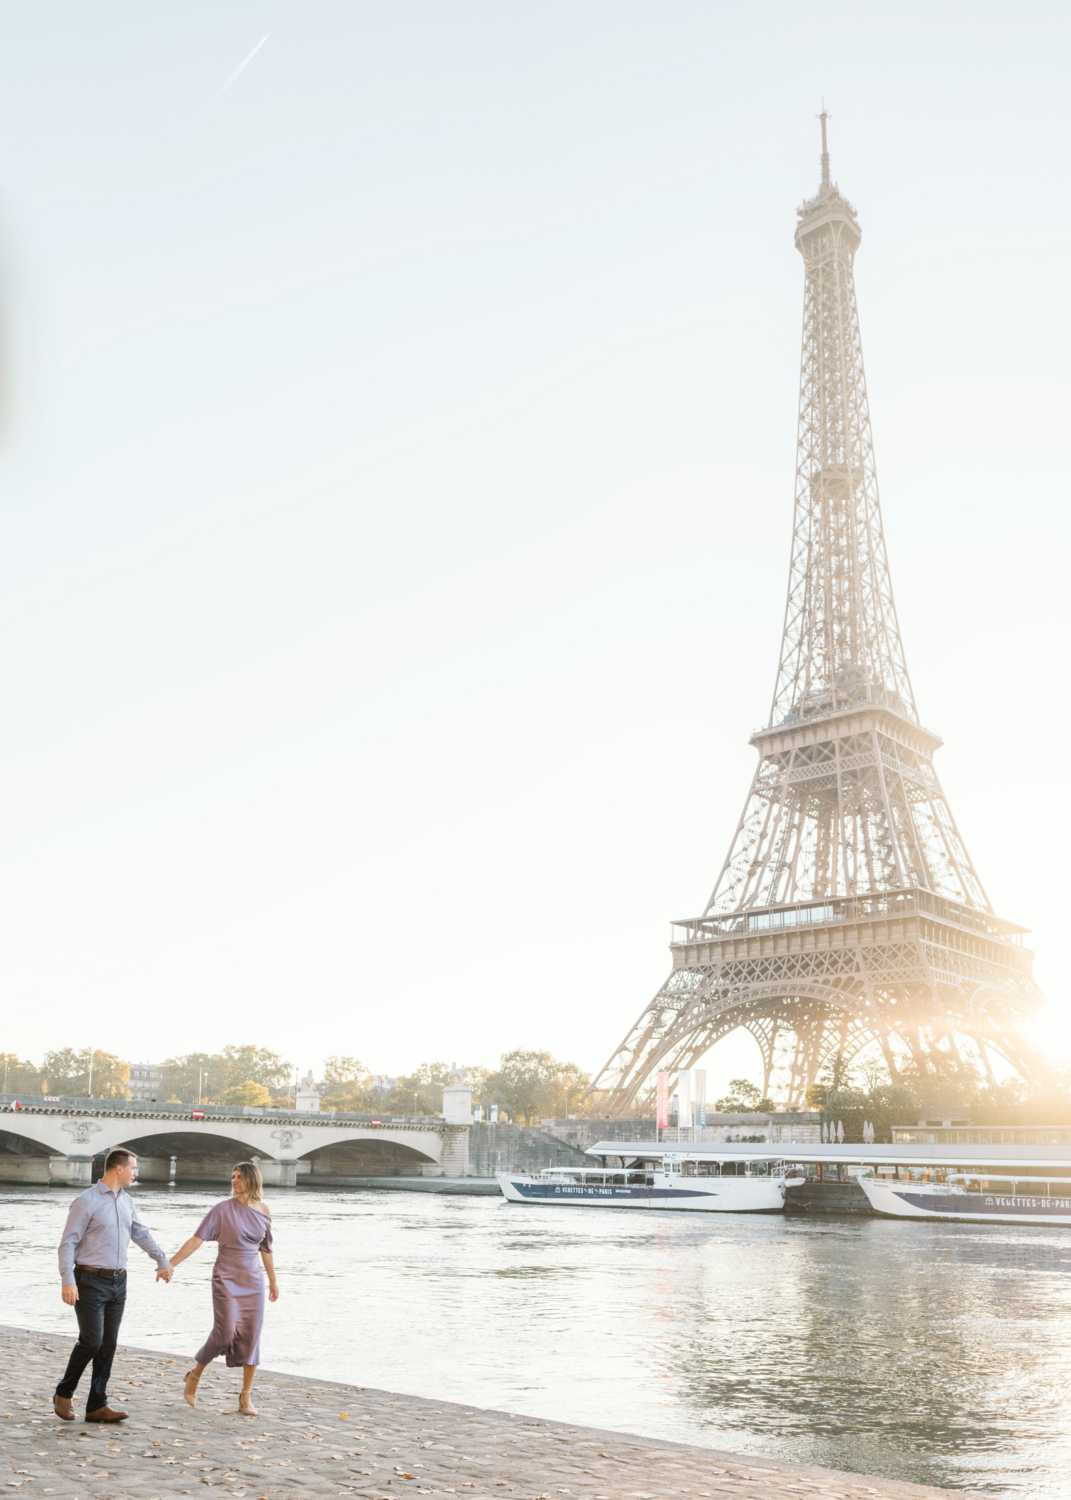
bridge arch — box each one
[0,1106,456,1185]
[297,1135,437,1181]
[0,1122,55,1157]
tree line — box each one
[0,1045,592,1126]
[5,1039,1067,1136]
[808,1049,1071,1142]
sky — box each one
[0,3,1068,1097]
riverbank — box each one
[1,1324,982,1500]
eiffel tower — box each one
[584,116,1050,1113]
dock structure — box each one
[0,1324,984,1499]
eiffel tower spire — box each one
[583,120,1050,1113]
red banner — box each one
[656,1071,670,1131]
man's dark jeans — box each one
[56,1268,127,1413]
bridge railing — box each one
[0,1094,448,1128]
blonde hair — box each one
[232,1161,264,1203]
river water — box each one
[3,1184,1070,1496]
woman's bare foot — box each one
[238,1392,257,1417]
[182,1370,199,1409]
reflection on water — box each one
[2,1185,1070,1496]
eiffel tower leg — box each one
[904,1026,930,1073]
[877,1029,902,1083]
[781,1016,832,1108]
[974,1033,997,1086]
[985,1020,1056,1088]
[743,1018,778,1100]
[971,1028,998,1087]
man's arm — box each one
[129,1201,172,1276]
[58,1195,92,1298]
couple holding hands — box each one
[54,1148,280,1422]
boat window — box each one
[697,1161,717,1177]
[681,1162,696,1177]
[1014,1180,1044,1197]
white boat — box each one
[496,1154,797,1212]
[858,1171,1071,1225]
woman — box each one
[169,1161,280,1416]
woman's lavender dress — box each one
[193,1198,272,1368]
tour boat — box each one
[496,1154,799,1212]
[858,1172,1071,1225]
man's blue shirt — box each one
[58,1179,170,1283]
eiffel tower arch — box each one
[584,116,1051,1114]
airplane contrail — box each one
[209,34,269,108]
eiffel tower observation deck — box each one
[585,116,1050,1113]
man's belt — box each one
[75,1266,126,1278]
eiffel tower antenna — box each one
[819,102,831,188]
[583,124,1052,1114]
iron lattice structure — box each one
[584,119,1050,1113]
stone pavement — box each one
[0,1325,982,1500]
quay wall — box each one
[467,1122,589,1176]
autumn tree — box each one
[42,1048,129,1100]
[219,1080,274,1107]
[387,1063,454,1117]
[0,1054,45,1095]
[159,1046,292,1105]
[480,1050,590,1125]
[158,1052,226,1104]
[320,1056,375,1113]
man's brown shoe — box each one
[53,1394,75,1421]
[85,1406,128,1423]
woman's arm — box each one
[168,1235,204,1269]
[261,1250,279,1301]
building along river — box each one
[2,1183,1069,1497]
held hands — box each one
[156,1265,174,1283]
[61,1283,79,1306]
[268,1281,280,1303]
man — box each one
[54,1148,173,1423]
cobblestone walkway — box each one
[0,1326,981,1500]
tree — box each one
[895,1046,981,1108]
[217,1045,292,1096]
[219,1080,273,1107]
[714,1078,776,1113]
[387,1063,453,1117]
[158,1045,293,1105]
[158,1052,225,1104]
[42,1048,129,1099]
[480,1050,590,1125]
[320,1056,375,1114]
[817,1051,857,1092]
[0,1053,44,1095]
[821,1081,918,1143]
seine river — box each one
[3,1184,1070,1496]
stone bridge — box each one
[0,1096,468,1187]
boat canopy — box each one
[586,1141,1071,1171]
